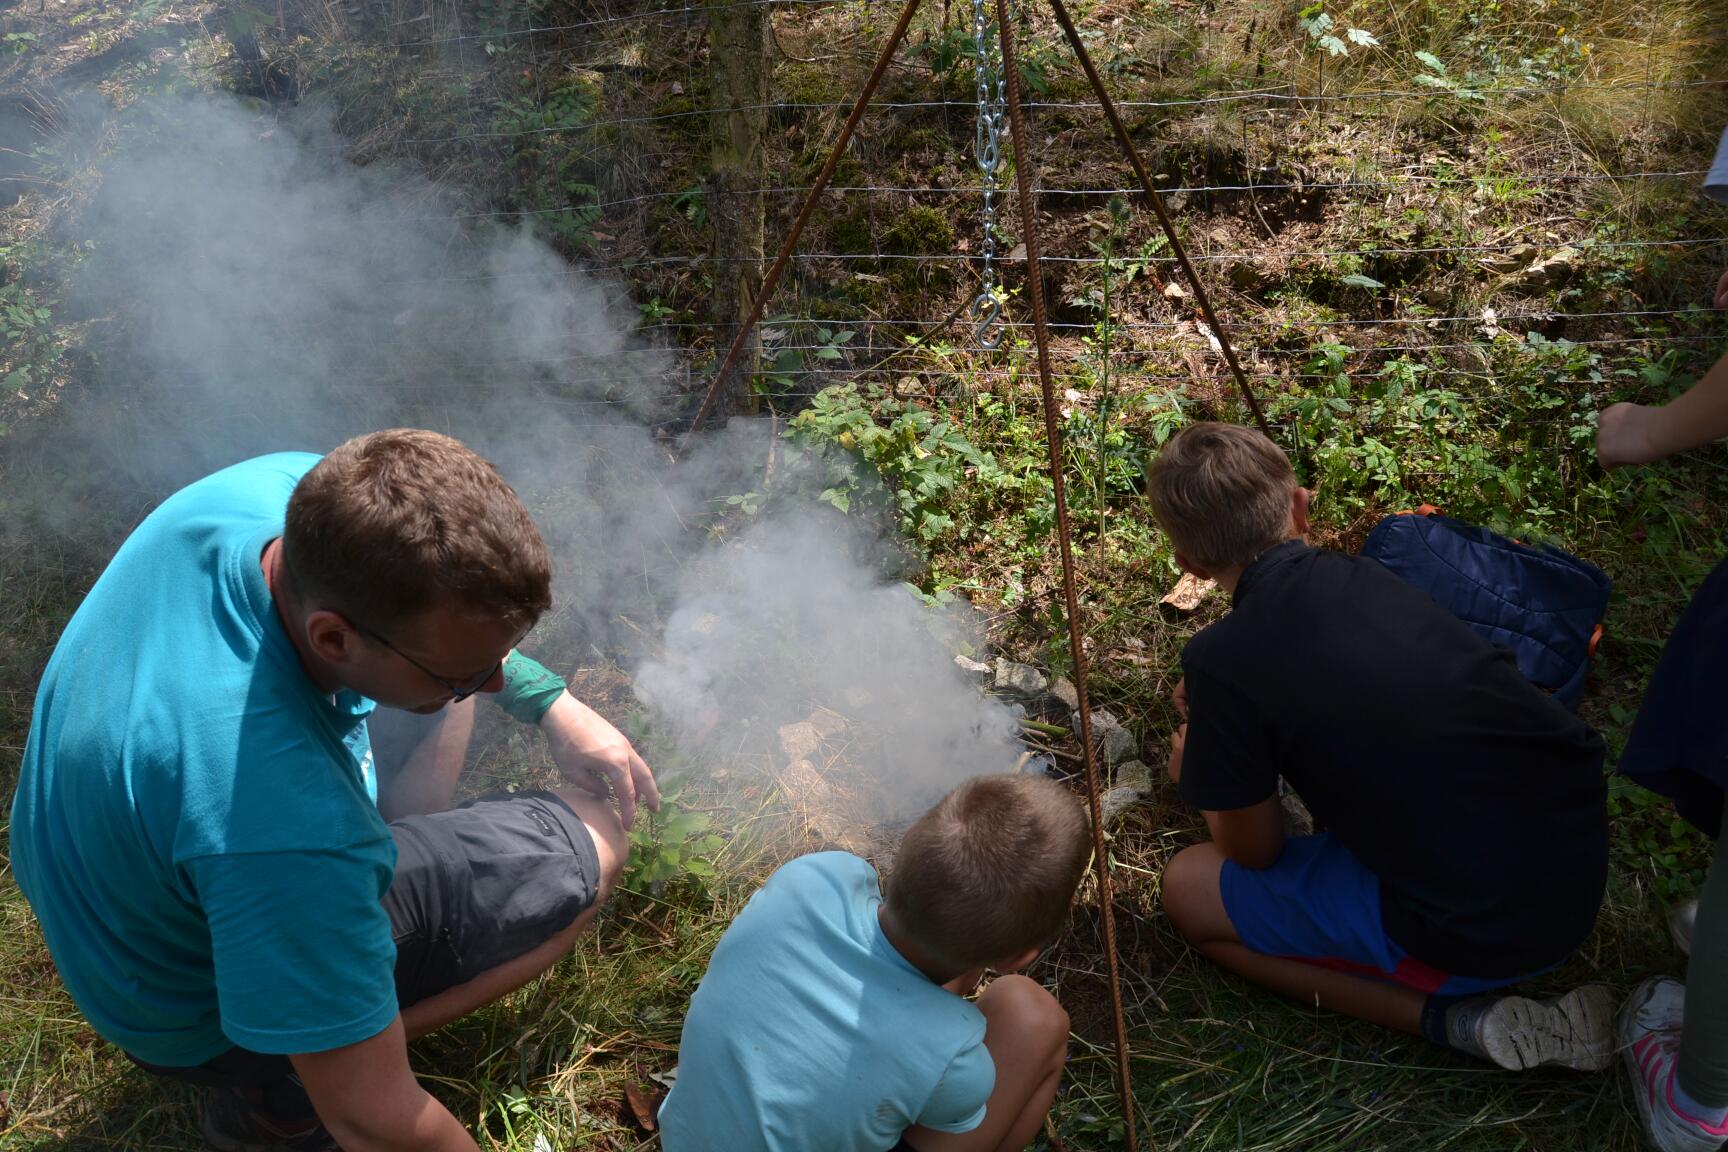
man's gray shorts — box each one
[130,790,599,1092]
[385,789,601,1005]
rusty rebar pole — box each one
[995,3,1139,1149]
[1045,0,1273,443]
[679,0,925,444]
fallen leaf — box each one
[1163,281,1188,299]
[623,1082,661,1132]
[1160,572,1216,612]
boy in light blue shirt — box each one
[660,773,1089,1152]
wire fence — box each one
[247,0,1728,447]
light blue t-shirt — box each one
[659,852,995,1152]
[10,453,399,1067]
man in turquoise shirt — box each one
[11,429,660,1151]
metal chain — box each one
[970,0,1007,348]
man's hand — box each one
[541,692,661,831]
[1167,723,1187,785]
[1715,267,1728,311]
[1172,677,1188,722]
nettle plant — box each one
[625,779,725,893]
[783,384,1014,545]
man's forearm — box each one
[327,1089,480,1152]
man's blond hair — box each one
[1145,422,1296,570]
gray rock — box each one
[953,653,992,675]
[1480,243,1539,274]
[1100,760,1154,826]
[1225,260,1264,291]
[1088,709,1138,765]
[778,721,821,762]
[993,658,1048,695]
[1048,677,1079,711]
[1020,753,1060,778]
[1517,247,1580,288]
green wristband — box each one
[497,650,567,725]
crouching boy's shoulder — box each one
[750,850,878,912]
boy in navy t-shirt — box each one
[659,773,1089,1152]
[1148,422,1614,1072]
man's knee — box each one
[979,975,1069,1065]
[1162,842,1226,942]
[553,789,627,900]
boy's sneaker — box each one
[1621,977,1728,1151]
[199,1087,339,1152]
[1672,901,1699,957]
[1468,985,1618,1072]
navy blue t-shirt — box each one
[1178,540,1608,977]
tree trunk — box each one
[707,0,769,416]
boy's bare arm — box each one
[1202,799,1284,870]
[1599,348,1728,468]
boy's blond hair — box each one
[1145,422,1296,570]
[886,774,1090,973]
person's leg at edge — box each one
[398,788,626,1039]
[1163,843,1613,1072]
[900,975,1069,1152]
[1678,795,1728,1117]
[1623,793,1728,1150]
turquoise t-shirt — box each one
[10,453,399,1067]
[659,852,995,1152]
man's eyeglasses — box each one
[353,623,504,704]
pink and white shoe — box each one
[1622,977,1728,1152]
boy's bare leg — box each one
[378,697,477,822]
[903,975,1069,1152]
[1162,842,1425,1033]
[400,789,626,1039]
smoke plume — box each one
[13,91,1020,817]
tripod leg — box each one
[680,0,926,443]
[994,2,1140,1149]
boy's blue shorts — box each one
[1220,833,1546,997]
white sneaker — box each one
[1621,977,1728,1151]
[1673,901,1700,957]
[1471,985,1617,1072]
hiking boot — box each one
[1672,901,1699,957]
[1470,984,1618,1072]
[1622,977,1728,1151]
[199,1087,339,1152]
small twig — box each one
[1020,738,1082,763]
[1020,717,1071,738]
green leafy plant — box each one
[625,782,725,891]
[495,81,605,251]
[757,322,855,395]
[1412,50,1487,102]
[670,185,707,229]
[785,384,1014,544]
[1297,2,1377,58]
